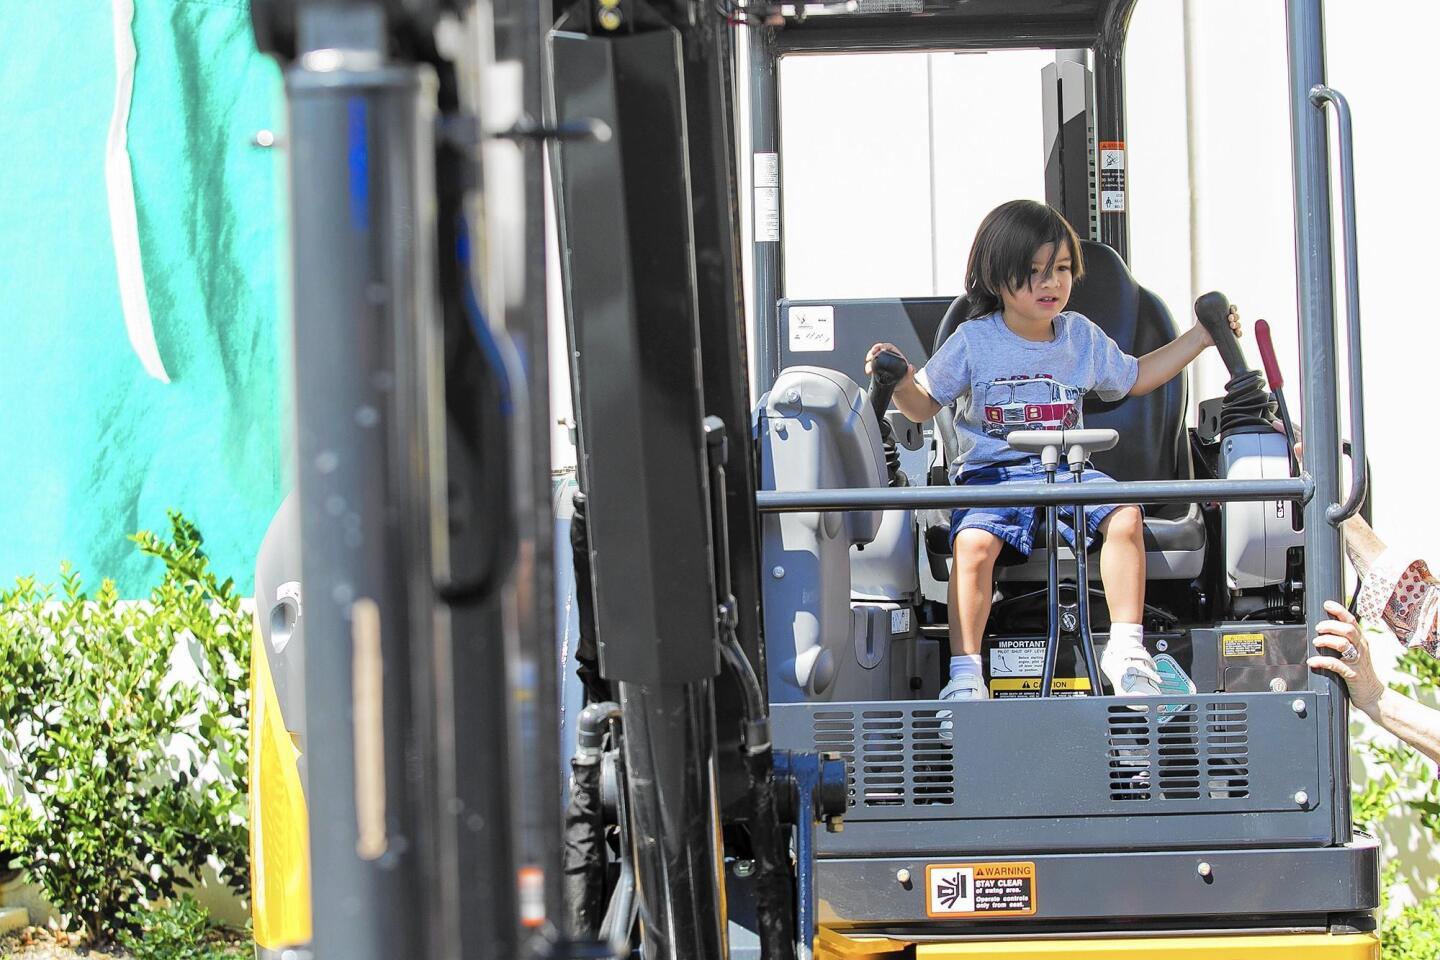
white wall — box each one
[778,49,1051,299]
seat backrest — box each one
[931,241,1192,492]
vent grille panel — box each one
[811,708,956,808]
[1106,703,1251,802]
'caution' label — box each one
[1222,633,1266,658]
[925,861,1037,918]
[990,677,1091,698]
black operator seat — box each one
[927,240,1206,580]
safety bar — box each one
[1309,84,1368,524]
[756,476,1312,513]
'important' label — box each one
[1222,633,1266,657]
[925,861,1037,918]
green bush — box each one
[1352,637,1440,954]
[117,895,231,960]
[0,514,250,945]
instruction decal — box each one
[925,861,1037,918]
[754,154,781,242]
[788,305,834,352]
[1222,632,1266,658]
[1099,140,1126,213]
[755,187,780,242]
[990,677,1090,696]
[890,608,912,636]
[988,638,1086,697]
[989,638,1044,677]
[754,152,779,188]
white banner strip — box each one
[106,0,170,384]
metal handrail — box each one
[1309,84,1369,524]
[755,476,1312,513]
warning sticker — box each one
[1099,140,1126,213]
[754,152,779,188]
[788,305,834,352]
[989,639,1088,697]
[990,677,1090,697]
[755,186,780,242]
[989,638,1044,677]
[1222,633,1266,658]
[890,608,912,636]
[926,861,1037,918]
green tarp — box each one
[0,0,285,597]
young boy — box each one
[867,199,1239,700]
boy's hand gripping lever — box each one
[866,350,908,423]
[1195,291,1249,379]
[868,350,910,487]
[1007,428,1119,698]
[1194,291,1276,433]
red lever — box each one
[1255,319,1284,392]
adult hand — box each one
[865,342,913,379]
[1308,600,1384,712]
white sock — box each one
[949,653,983,681]
[1107,622,1145,656]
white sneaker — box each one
[939,674,989,701]
[1100,644,1162,697]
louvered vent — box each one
[811,707,956,809]
[1106,702,1251,803]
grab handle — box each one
[1309,84,1368,524]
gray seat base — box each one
[924,501,1208,582]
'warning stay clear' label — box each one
[925,861,1037,918]
[1222,633,1266,658]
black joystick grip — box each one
[1195,291,1248,378]
[867,350,908,420]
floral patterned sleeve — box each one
[1356,550,1440,657]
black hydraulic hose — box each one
[743,745,796,960]
[719,624,770,753]
[562,753,606,940]
[570,492,612,705]
[563,702,622,941]
[720,629,795,960]
[705,417,796,960]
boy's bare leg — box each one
[942,528,1004,701]
[1097,505,1146,623]
[1096,505,1160,695]
[949,528,1004,655]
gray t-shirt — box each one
[915,310,1139,474]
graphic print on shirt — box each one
[979,375,1083,438]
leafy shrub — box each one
[118,895,226,960]
[0,514,250,944]
[1352,637,1440,954]
[1374,861,1440,960]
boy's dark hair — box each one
[964,200,1085,319]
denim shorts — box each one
[948,458,1125,560]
